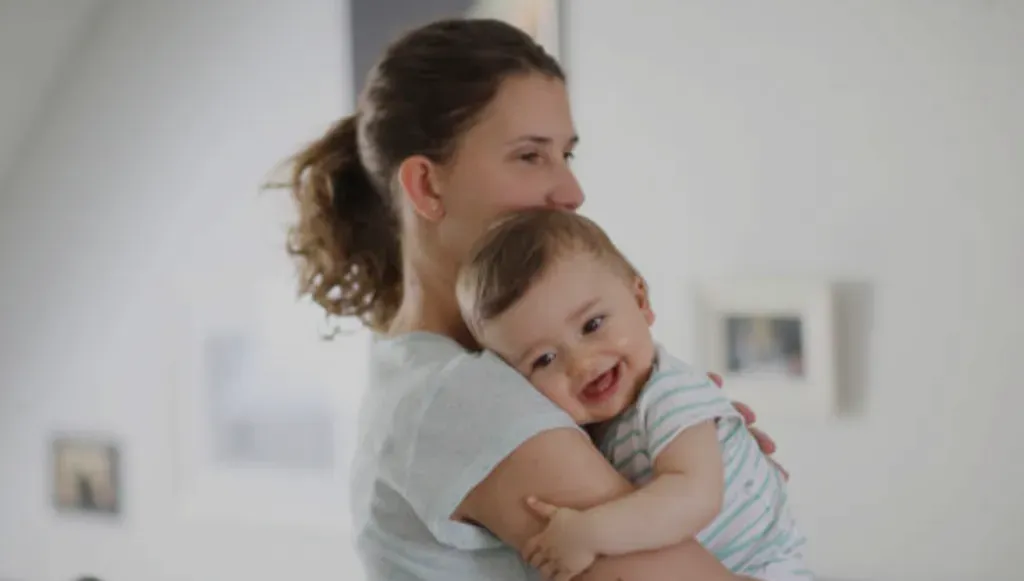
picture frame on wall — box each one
[51,434,121,517]
[168,278,370,533]
[694,279,837,422]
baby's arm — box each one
[524,363,740,579]
[524,420,724,566]
[589,419,724,553]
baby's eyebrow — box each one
[566,297,600,323]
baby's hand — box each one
[522,497,598,581]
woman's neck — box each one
[388,253,479,350]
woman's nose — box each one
[546,168,584,211]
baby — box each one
[456,208,812,581]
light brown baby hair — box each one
[457,208,641,334]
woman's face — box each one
[433,73,584,263]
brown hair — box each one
[457,208,640,332]
[275,19,563,332]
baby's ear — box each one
[634,276,655,326]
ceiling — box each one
[0,0,101,188]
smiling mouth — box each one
[581,362,622,403]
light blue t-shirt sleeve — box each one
[403,348,581,551]
[638,351,742,461]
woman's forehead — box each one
[472,74,576,143]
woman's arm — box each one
[528,421,725,563]
[455,427,747,581]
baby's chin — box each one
[578,405,630,426]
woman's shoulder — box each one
[360,331,579,551]
[368,331,514,396]
[366,331,565,427]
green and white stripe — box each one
[598,347,811,579]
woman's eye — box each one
[532,352,555,370]
[563,150,575,162]
[519,152,543,164]
[582,316,605,334]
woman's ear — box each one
[634,276,655,326]
[397,155,445,221]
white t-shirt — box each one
[350,332,582,580]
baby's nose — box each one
[567,353,598,383]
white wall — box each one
[2,1,1022,581]
[0,1,363,580]
[568,2,1023,580]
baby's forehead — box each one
[473,247,630,330]
[539,248,632,286]
[512,273,608,323]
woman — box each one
[282,18,782,581]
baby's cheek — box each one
[535,378,575,411]
[534,379,562,403]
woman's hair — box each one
[279,19,564,332]
[456,208,641,333]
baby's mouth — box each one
[581,362,622,402]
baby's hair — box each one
[457,208,641,333]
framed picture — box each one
[51,435,121,517]
[169,278,370,533]
[694,279,837,421]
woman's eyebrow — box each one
[505,134,579,147]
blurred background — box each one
[0,1,1020,580]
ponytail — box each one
[275,18,566,334]
[282,114,402,332]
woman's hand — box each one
[707,372,789,481]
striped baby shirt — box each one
[597,347,813,581]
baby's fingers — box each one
[522,537,543,566]
[538,560,560,581]
[526,496,561,520]
[527,546,549,570]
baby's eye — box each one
[532,352,556,370]
[582,315,605,334]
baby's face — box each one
[478,251,657,425]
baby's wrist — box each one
[576,511,615,555]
